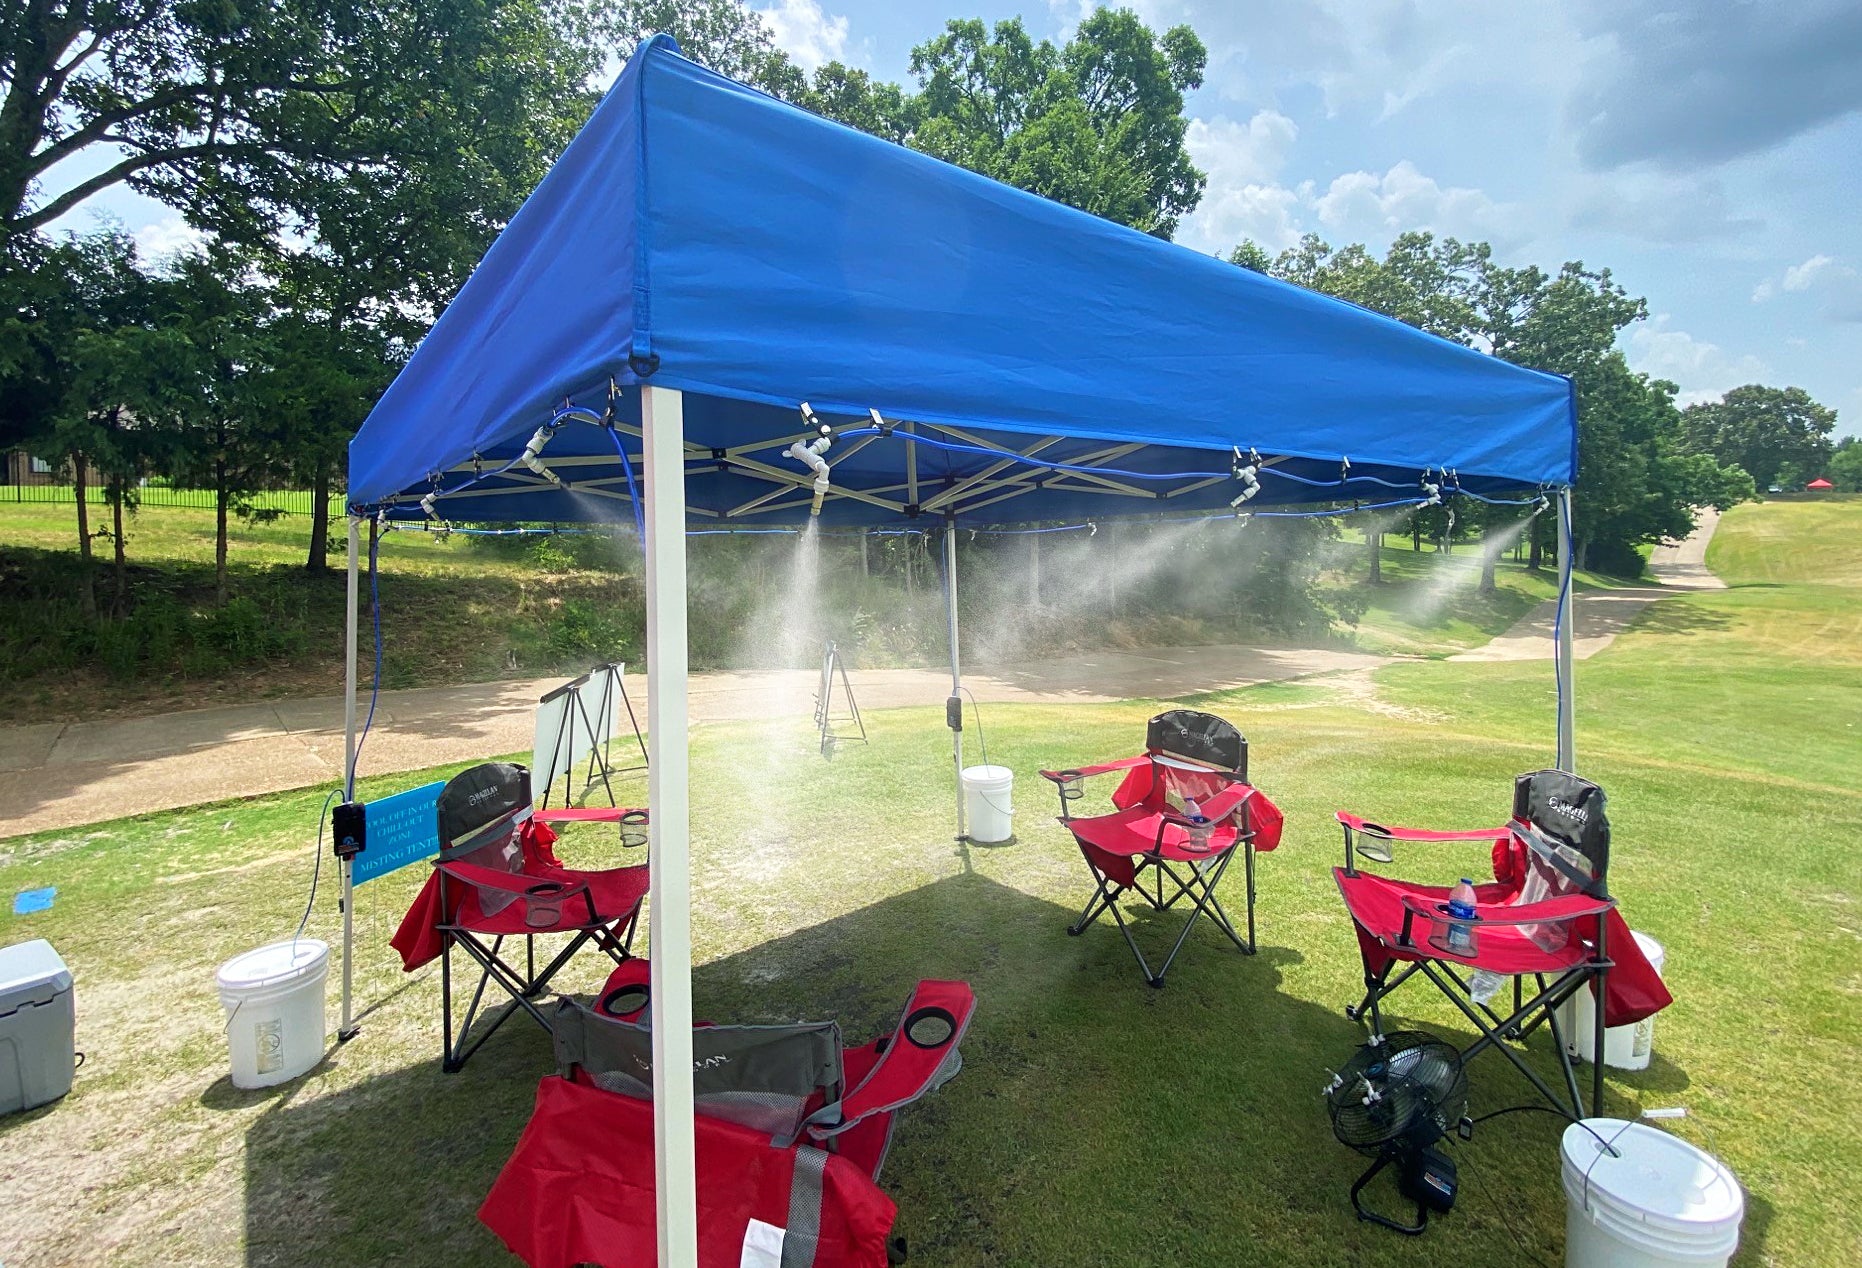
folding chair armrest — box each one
[533,806,649,825]
[1336,811,1509,842]
[436,860,597,926]
[1396,891,1614,927]
[1161,781,1253,827]
[1039,756,1147,783]
[804,980,975,1145]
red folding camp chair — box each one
[1333,770,1672,1119]
[480,960,976,1268]
[389,761,651,1072]
[1040,709,1284,987]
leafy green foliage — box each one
[1827,437,1862,493]
[798,10,1207,237]
[1680,384,1839,490]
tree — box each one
[10,227,184,615]
[0,0,602,251]
[803,11,1207,238]
[589,0,804,95]
[1827,437,1862,493]
[160,248,281,603]
[1680,385,1838,490]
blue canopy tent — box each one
[345,35,1579,1265]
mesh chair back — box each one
[1146,709,1246,780]
[554,999,845,1143]
[436,762,533,915]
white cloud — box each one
[1784,254,1837,291]
[1751,254,1862,321]
[1313,160,1517,246]
[1624,315,1770,405]
[754,0,847,73]
[131,215,203,262]
[1179,111,1307,253]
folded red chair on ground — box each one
[480,966,976,1268]
[389,761,650,1072]
[1333,769,1672,1118]
[1040,709,1283,987]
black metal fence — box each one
[2,481,342,517]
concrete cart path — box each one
[0,644,1382,837]
[1449,508,1726,664]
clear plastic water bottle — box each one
[1445,878,1478,955]
[1182,797,1212,851]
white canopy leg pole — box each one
[945,523,966,840]
[642,385,698,1268]
[1556,489,1577,773]
[339,514,360,1039]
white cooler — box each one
[0,938,76,1115]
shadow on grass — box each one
[235,871,1358,1266]
[238,870,1699,1267]
[1631,602,1736,638]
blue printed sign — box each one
[352,781,445,885]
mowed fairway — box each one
[0,499,1856,1267]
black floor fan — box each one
[1324,1031,1470,1234]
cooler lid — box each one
[0,938,73,1013]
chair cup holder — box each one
[524,881,570,929]
[1057,773,1085,802]
[1354,824,1395,864]
[1425,903,1480,957]
[619,810,649,849]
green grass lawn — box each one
[2,500,1856,1266]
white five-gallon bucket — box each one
[962,765,1015,843]
[216,939,330,1089]
[1561,1119,1742,1268]
[1559,931,1666,1070]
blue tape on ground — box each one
[12,886,55,915]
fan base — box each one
[1350,1148,1458,1236]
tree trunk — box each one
[110,480,129,615]
[1578,535,1591,574]
[859,529,869,578]
[72,452,96,617]
[215,456,230,605]
[1528,524,1543,571]
[1411,517,1422,552]
[1479,536,1498,593]
[306,458,331,571]
[1367,528,1382,583]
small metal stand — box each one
[814,640,867,756]
[537,662,648,807]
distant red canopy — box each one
[1807,478,1834,490]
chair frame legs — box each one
[438,910,639,1073]
[1344,916,1612,1120]
[1067,842,1256,987]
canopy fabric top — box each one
[348,35,1576,527]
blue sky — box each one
[56,0,1861,435]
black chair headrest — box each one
[1146,709,1246,779]
[1512,769,1609,879]
[437,762,533,851]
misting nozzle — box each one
[1230,447,1261,507]
[1421,479,1442,507]
[521,423,566,488]
[788,417,834,514]
[419,491,441,519]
